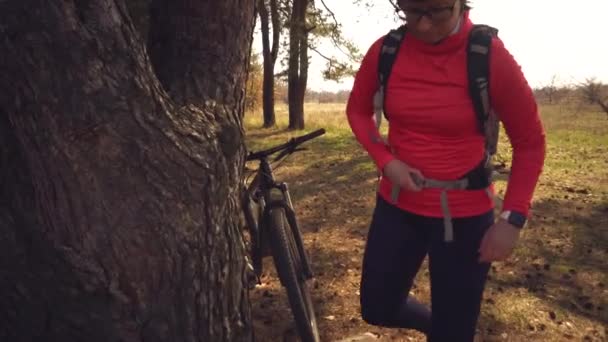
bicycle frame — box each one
[241,129,324,342]
[242,156,314,282]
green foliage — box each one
[307,1,362,81]
[273,0,362,83]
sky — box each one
[263,0,608,92]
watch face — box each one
[508,212,526,228]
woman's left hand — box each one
[478,219,521,263]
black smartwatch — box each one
[499,210,527,229]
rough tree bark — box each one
[126,0,151,41]
[0,0,255,341]
[288,0,309,130]
[258,0,281,128]
[148,0,253,110]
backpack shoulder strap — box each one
[378,25,407,93]
[467,24,499,156]
[373,25,407,128]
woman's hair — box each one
[392,1,473,14]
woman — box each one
[346,0,546,340]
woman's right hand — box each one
[383,159,424,192]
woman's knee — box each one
[359,282,400,327]
[360,301,395,327]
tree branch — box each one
[309,46,333,62]
[310,0,355,61]
[388,0,400,12]
[318,0,339,28]
[388,0,406,20]
[329,36,352,60]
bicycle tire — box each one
[268,208,320,342]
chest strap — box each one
[389,159,496,242]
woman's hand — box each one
[478,219,521,263]
[383,159,424,192]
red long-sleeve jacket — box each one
[346,12,545,218]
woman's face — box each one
[397,0,463,43]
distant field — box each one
[244,102,608,342]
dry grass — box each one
[244,103,608,342]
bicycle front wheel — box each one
[268,207,320,342]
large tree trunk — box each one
[0,1,254,341]
[148,0,253,110]
[126,0,151,41]
[258,0,281,128]
[288,0,308,130]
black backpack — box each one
[373,24,501,191]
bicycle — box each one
[241,128,325,342]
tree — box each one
[288,0,310,130]
[0,0,255,341]
[254,0,362,130]
[126,0,151,40]
[285,0,362,130]
[543,74,559,104]
[581,78,608,115]
[258,0,283,127]
[148,0,254,109]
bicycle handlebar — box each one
[246,128,326,161]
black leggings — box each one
[360,195,493,342]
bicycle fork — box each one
[277,182,314,280]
